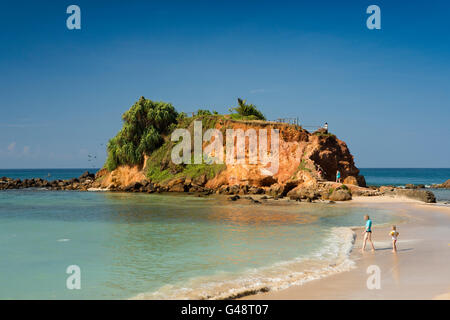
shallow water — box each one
[0,189,395,299]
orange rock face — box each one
[97,156,148,189]
[205,120,363,189]
[98,119,365,192]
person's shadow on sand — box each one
[374,247,413,252]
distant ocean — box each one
[0,168,448,299]
[360,168,450,202]
[0,168,100,181]
[360,168,450,187]
[1,168,448,187]
[1,168,448,201]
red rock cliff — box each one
[205,119,364,189]
[98,119,365,194]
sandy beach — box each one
[244,196,450,300]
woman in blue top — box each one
[362,215,375,252]
[336,170,341,183]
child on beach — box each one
[362,215,375,252]
[390,225,399,253]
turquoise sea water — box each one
[0,168,99,181]
[0,168,448,299]
[0,189,395,299]
[360,168,450,202]
[360,168,450,187]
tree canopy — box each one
[105,97,178,171]
[230,98,266,120]
[105,97,267,171]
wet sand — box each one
[243,196,450,300]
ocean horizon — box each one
[1,168,449,203]
[1,167,448,193]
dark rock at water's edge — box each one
[398,189,436,203]
[79,171,95,180]
[380,187,436,203]
[405,183,426,189]
[0,171,98,191]
[431,179,450,189]
[0,171,439,205]
[328,189,352,201]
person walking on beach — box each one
[362,215,375,252]
[336,170,341,183]
[390,225,399,253]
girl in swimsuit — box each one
[390,225,399,253]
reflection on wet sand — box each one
[391,253,400,286]
[206,204,318,226]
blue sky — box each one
[0,0,449,168]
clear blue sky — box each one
[0,0,449,168]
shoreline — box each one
[1,186,449,299]
[242,196,450,300]
[131,195,449,300]
[2,171,448,205]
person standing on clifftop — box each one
[336,170,341,183]
[323,122,328,133]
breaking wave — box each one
[131,227,356,300]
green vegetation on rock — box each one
[106,97,178,171]
[145,140,226,184]
[299,159,312,172]
[229,98,266,121]
[104,96,265,183]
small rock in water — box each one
[228,195,240,201]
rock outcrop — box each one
[329,189,352,201]
[404,184,426,189]
[0,172,98,191]
[431,179,450,189]
[380,188,436,203]
[1,115,440,205]
[96,119,366,201]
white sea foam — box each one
[87,188,108,192]
[131,227,356,300]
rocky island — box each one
[0,97,441,204]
